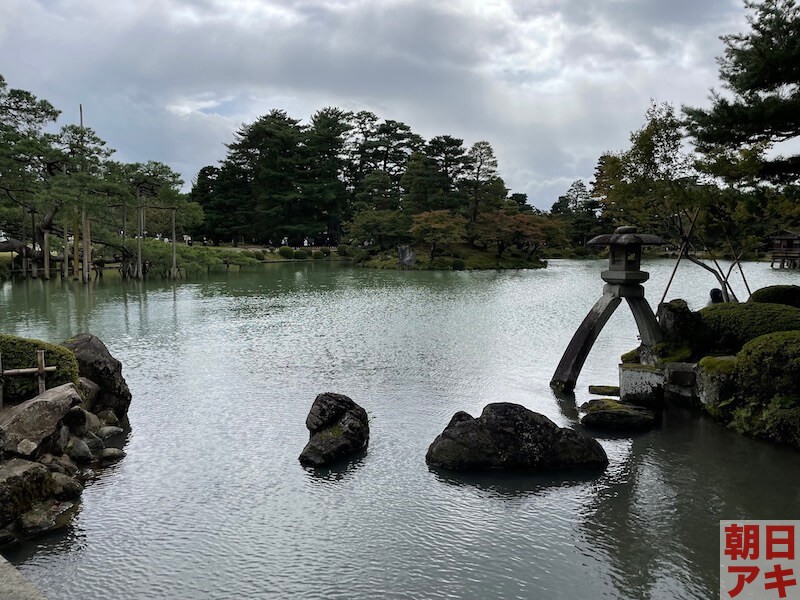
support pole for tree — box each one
[43,231,50,280]
[81,206,90,283]
[136,191,143,280]
[62,218,69,280]
[171,207,177,279]
[30,210,38,279]
[73,209,80,280]
[21,213,28,278]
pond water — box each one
[1,259,799,599]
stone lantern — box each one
[551,226,665,392]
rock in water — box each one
[299,393,369,467]
[425,403,608,472]
[62,333,132,420]
[580,398,656,433]
[397,245,417,269]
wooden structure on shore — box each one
[769,230,800,269]
[0,350,56,409]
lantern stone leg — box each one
[550,225,666,393]
[550,293,622,392]
[626,297,663,346]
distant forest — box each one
[0,0,798,271]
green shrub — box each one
[429,257,452,269]
[293,250,307,259]
[218,249,260,267]
[696,302,800,354]
[312,250,324,259]
[320,247,332,257]
[0,334,79,404]
[451,258,466,271]
[737,331,800,405]
[253,250,266,261]
[240,250,256,259]
[352,249,370,264]
[278,246,294,259]
[336,245,351,257]
[749,285,800,308]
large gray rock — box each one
[0,459,53,528]
[397,245,417,269]
[0,384,82,458]
[62,333,132,420]
[580,398,656,433]
[425,403,608,472]
[299,393,369,467]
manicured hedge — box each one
[696,302,800,354]
[0,334,79,403]
[749,285,800,308]
[278,246,294,259]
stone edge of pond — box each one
[0,554,47,600]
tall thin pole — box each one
[30,210,38,279]
[62,216,69,279]
[43,231,50,280]
[136,190,143,280]
[171,208,177,279]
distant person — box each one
[709,288,724,305]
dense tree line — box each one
[191,108,556,259]
[0,76,202,279]
[2,0,797,278]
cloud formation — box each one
[2,0,747,209]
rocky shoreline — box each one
[0,333,131,546]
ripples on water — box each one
[1,260,799,599]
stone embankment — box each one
[0,333,131,546]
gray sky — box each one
[1,0,747,210]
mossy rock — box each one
[749,285,800,308]
[651,342,693,364]
[696,302,800,355]
[697,355,737,376]
[580,398,656,432]
[0,335,79,404]
[621,348,640,364]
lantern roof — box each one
[588,226,665,247]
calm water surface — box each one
[1,259,799,600]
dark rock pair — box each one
[298,396,610,473]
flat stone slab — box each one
[0,555,47,600]
[588,385,620,396]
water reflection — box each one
[302,450,369,484]
[429,466,603,499]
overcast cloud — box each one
[1,0,747,209]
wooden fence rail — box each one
[0,350,57,410]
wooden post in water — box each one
[136,190,143,280]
